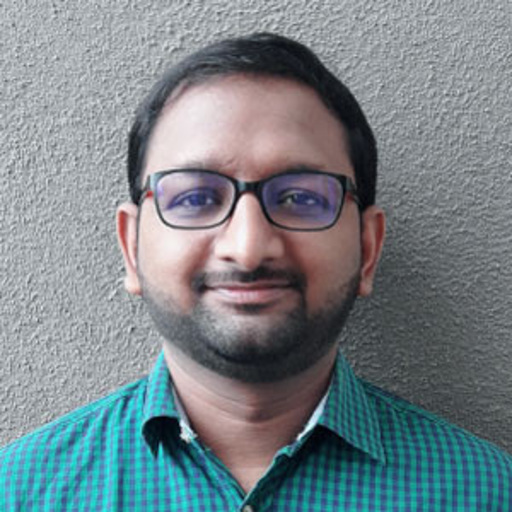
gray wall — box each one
[1,0,511,452]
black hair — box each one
[128,32,377,210]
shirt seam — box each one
[0,378,147,452]
[362,379,512,457]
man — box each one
[1,33,511,511]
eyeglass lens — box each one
[263,173,343,229]
[154,171,344,229]
[155,172,234,228]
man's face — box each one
[118,76,385,382]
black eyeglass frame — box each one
[140,168,360,232]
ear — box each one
[116,202,142,296]
[358,205,386,297]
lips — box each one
[206,280,295,305]
[192,267,305,309]
[194,267,304,290]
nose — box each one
[213,193,285,270]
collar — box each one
[141,352,181,456]
[141,350,386,463]
[318,351,386,463]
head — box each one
[118,33,385,383]
[128,32,377,212]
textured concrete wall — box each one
[1,0,511,452]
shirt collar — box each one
[141,350,386,463]
[141,352,181,456]
[318,351,386,463]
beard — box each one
[140,266,360,383]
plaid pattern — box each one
[1,351,511,511]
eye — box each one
[166,187,222,210]
[277,189,328,208]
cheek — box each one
[295,230,361,311]
[137,214,213,304]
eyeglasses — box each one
[140,168,359,231]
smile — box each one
[204,281,297,306]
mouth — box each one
[193,268,305,312]
[205,280,296,306]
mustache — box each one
[192,266,306,292]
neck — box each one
[163,344,338,493]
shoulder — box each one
[0,376,148,505]
[362,379,512,473]
[1,376,148,449]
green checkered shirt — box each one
[1,351,511,511]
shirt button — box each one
[242,506,255,512]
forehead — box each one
[144,75,353,181]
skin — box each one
[117,75,386,492]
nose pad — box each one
[213,193,285,270]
